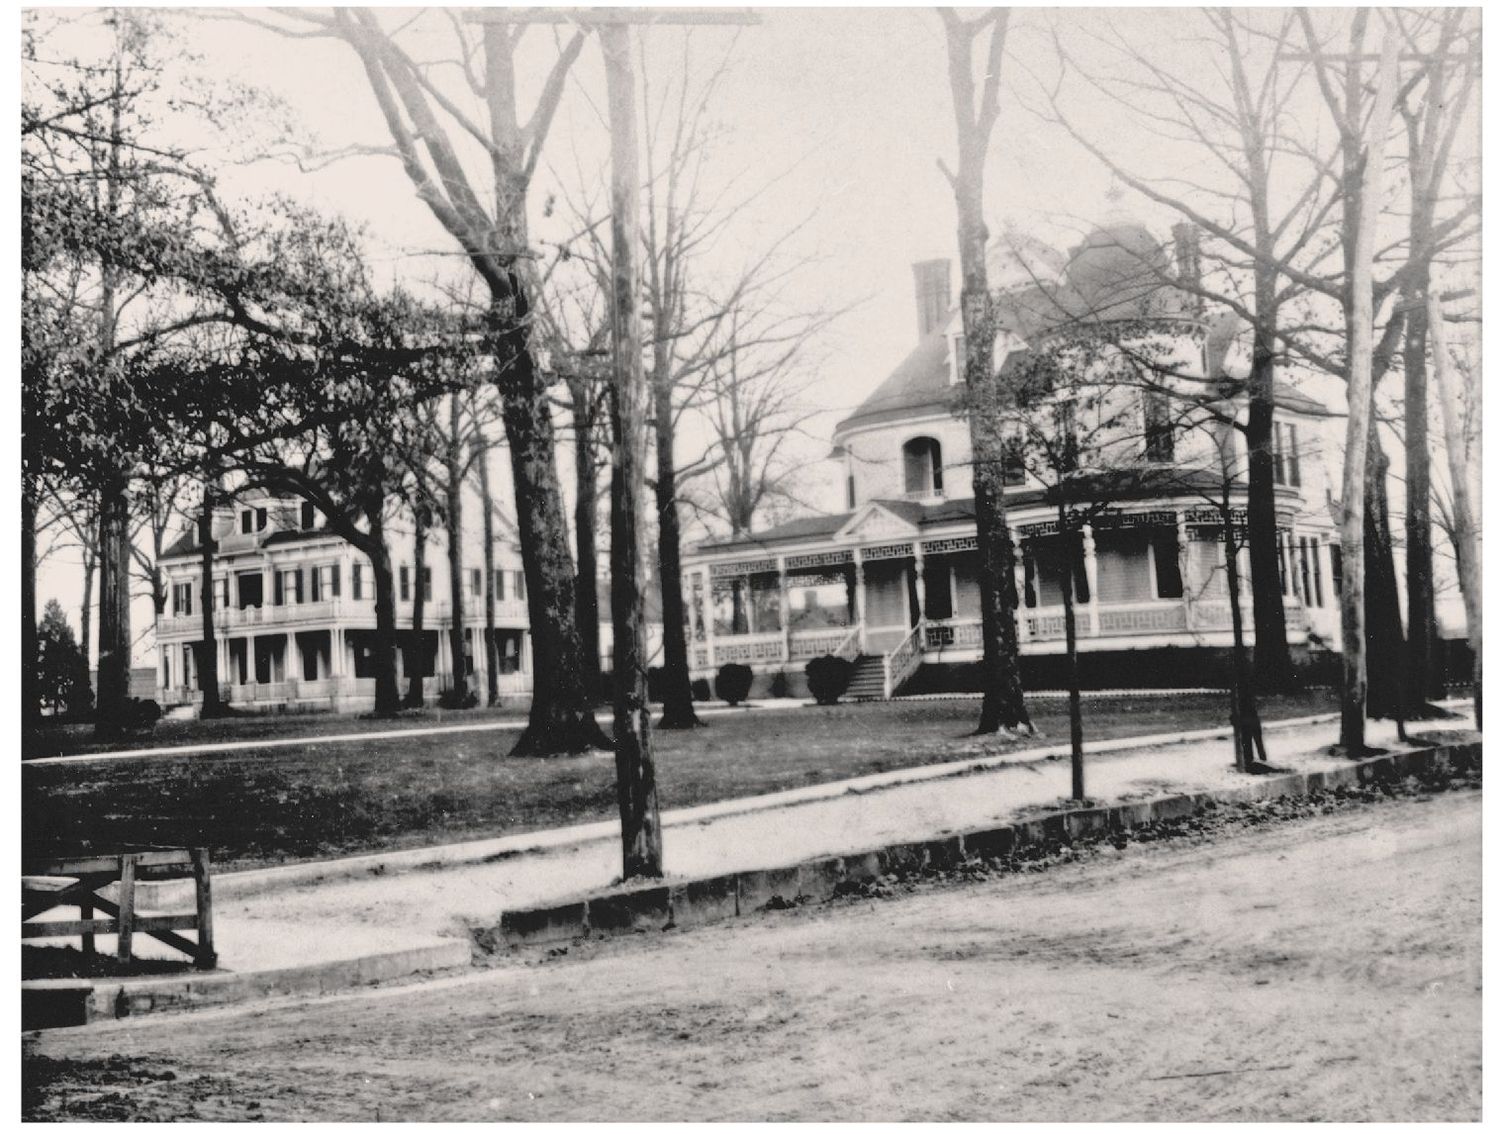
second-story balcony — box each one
[156,594,531,638]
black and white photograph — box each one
[20,3,1484,1121]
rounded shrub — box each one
[690,677,712,702]
[768,670,792,699]
[805,655,853,706]
[123,697,162,732]
[714,663,754,706]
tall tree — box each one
[1042,11,1338,692]
[24,10,221,735]
[1395,10,1478,705]
[1298,12,1401,754]
[1427,295,1480,726]
[252,8,605,756]
[938,7,1031,735]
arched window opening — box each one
[902,436,943,496]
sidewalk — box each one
[129,713,1468,942]
[29,710,1476,1023]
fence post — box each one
[116,854,137,962]
[191,848,216,970]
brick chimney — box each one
[1171,222,1203,316]
[912,259,951,339]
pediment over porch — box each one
[835,501,922,544]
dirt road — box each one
[24,788,1481,1121]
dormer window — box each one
[301,501,317,530]
[242,507,267,534]
[903,436,944,497]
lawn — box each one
[24,704,531,760]
[23,692,1339,872]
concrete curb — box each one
[133,710,1344,910]
[22,939,473,1031]
[474,739,1482,952]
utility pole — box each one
[601,21,659,878]
[465,6,757,880]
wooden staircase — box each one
[846,654,888,701]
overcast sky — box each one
[30,6,1480,660]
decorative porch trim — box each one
[709,557,778,579]
[920,535,978,555]
[786,549,854,570]
[861,541,913,562]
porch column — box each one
[1010,527,1029,644]
[777,556,791,662]
[1176,511,1193,629]
[684,573,700,653]
[330,626,345,679]
[1081,523,1099,637]
[912,541,926,628]
[853,549,868,653]
[701,566,717,669]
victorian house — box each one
[680,217,1343,698]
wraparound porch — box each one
[685,508,1326,698]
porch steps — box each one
[846,655,888,701]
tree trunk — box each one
[367,508,402,718]
[570,380,602,700]
[1336,28,1400,755]
[1402,291,1442,704]
[444,394,468,705]
[474,433,500,706]
[604,22,663,879]
[1244,340,1293,691]
[494,308,610,755]
[94,475,132,737]
[1427,291,1481,727]
[79,537,95,694]
[961,231,1031,736]
[1223,505,1267,773]
[22,481,39,731]
[196,485,225,718]
[942,12,1030,736]
[653,376,701,729]
[1059,511,1084,800]
[406,506,428,708]
[1363,415,1408,734]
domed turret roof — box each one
[1054,218,1188,323]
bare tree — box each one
[1297,11,1402,754]
[248,8,605,755]
[1394,10,1479,704]
[1427,295,1480,726]
[1036,10,1337,693]
[938,7,1032,736]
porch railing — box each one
[882,622,925,698]
[705,631,786,666]
[789,626,860,661]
